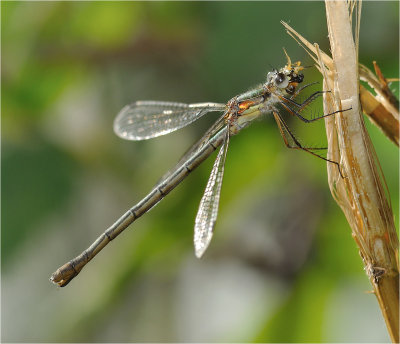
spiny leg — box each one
[289,82,319,99]
[283,91,325,111]
[272,111,343,177]
[273,112,328,151]
[278,100,349,124]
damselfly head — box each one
[266,60,304,96]
[277,49,305,94]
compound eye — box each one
[275,72,289,88]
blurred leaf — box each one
[254,270,334,342]
[2,140,78,264]
[57,2,142,49]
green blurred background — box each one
[2,1,398,342]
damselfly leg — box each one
[272,111,342,176]
[273,89,349,177]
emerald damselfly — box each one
[50,54,344,287]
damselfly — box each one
[51,53,343,287]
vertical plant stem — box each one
[324,1,399,342]
[282,1,399,340]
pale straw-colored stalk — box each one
[282,1,399,341]
[359,62,399,146]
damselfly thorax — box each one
[51,52,345,287]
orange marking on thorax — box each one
[238,100,256,114]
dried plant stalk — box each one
[359,62,400,120]
[359,84,399,147]
[359,63,399,146]
[282,1,399,341]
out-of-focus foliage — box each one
[2,2,398,342]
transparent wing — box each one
[194,127,230,258]
[114,101,226,141]
[156,114,226,186]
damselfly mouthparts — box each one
[51,53,344,287]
